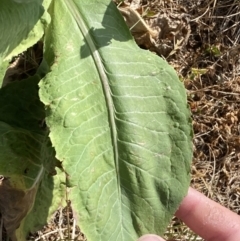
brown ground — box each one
[3,0,240,240]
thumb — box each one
[137,234,166,241]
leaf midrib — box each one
[64,0,122,236]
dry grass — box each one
[28,204,86,241]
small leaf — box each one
[205,45,221,57]
[0,0,50,64]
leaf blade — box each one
[0,0,50,64]
[39,1,192,240]
[0,75,65,240]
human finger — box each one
[137,234,166,241]
[175,187,240,241]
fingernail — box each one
[137,234,165,241]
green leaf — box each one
[16,167,66,240]
[0,75,65,240]
[0,0,50,64]
[0,61,8,87]
[39,0,192,241]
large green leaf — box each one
[0,0,50,64]
[39,0,192,240]
[0,75,65,240]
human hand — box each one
[138,187,240,241]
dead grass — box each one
[28,205,86,241]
